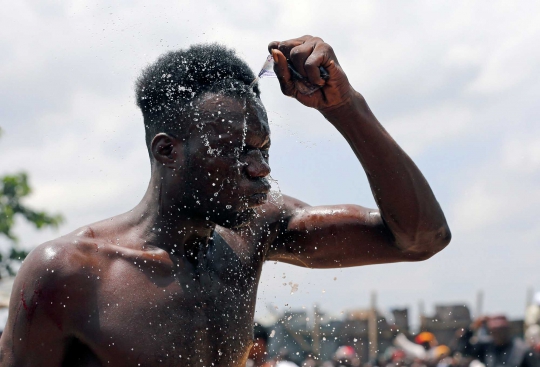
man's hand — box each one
[472,316,489,330]
[268,35,353,112]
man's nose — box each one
[244,150,271,178]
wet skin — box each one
[0,36,451,366]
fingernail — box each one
[271,49,278,63]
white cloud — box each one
[385,103,473,156]
[502,137,540,173]
[450,180,504,233]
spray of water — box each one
[267,174,284,209]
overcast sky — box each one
[1,0,539,327]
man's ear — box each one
[150,133,183,168]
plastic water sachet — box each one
[250,54,330,95]
[250,55,277,88]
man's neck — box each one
[128,174,215,254]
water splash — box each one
[202,133,222,156]
[267,174,284,209]
[289,282,298,295]
[232,97,250,175]
[241,98,248,150]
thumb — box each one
[271,49,295,97]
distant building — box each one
[392,308,410,333]
[420,304,472,346]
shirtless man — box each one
[0,36,451,366]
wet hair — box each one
[135,43,260,151]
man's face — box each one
[179,93,271,229]
[490,325,511,346]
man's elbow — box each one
[438,224,452,247]
[401,224,452,261]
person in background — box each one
[330,346,361,367]
[457,315,539,367]
[277,361,300,367]
[415,332,438,353]
[432,345,452,367]
[525,325,540,357]
[526,293,540,331]
[389,349,409,367]
[260,348,300,367]
[274,348,300,367]
[526,293,540,357]
[247,324,273,367]
[395,332,437,361]
[300,355,318,367]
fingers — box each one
[304,49,328,86]
[289,42,314,79]
[271,49,295,97]
[270,36,335,86]
[273,35,313,59]
[267,41,279,55]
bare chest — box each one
[79,234,264,366]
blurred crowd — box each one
[248,309,540,367]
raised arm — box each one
[266,36,451,268]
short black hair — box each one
[135,43,260,150]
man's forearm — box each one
[321,90,451,256]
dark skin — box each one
[0,36,450,366]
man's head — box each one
[249,323,269,363]
[487,315,511,346]
[136,44,261,151]
[415,332,437,350]
[135,44,271,229]
[334,345,361,367]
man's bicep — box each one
[267,199,419,268]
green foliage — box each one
[0,171,63,278]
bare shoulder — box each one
[17,226,103,283]
[7,225,109,320]
[0,226,106,364]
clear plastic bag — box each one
[251,54,329,95]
